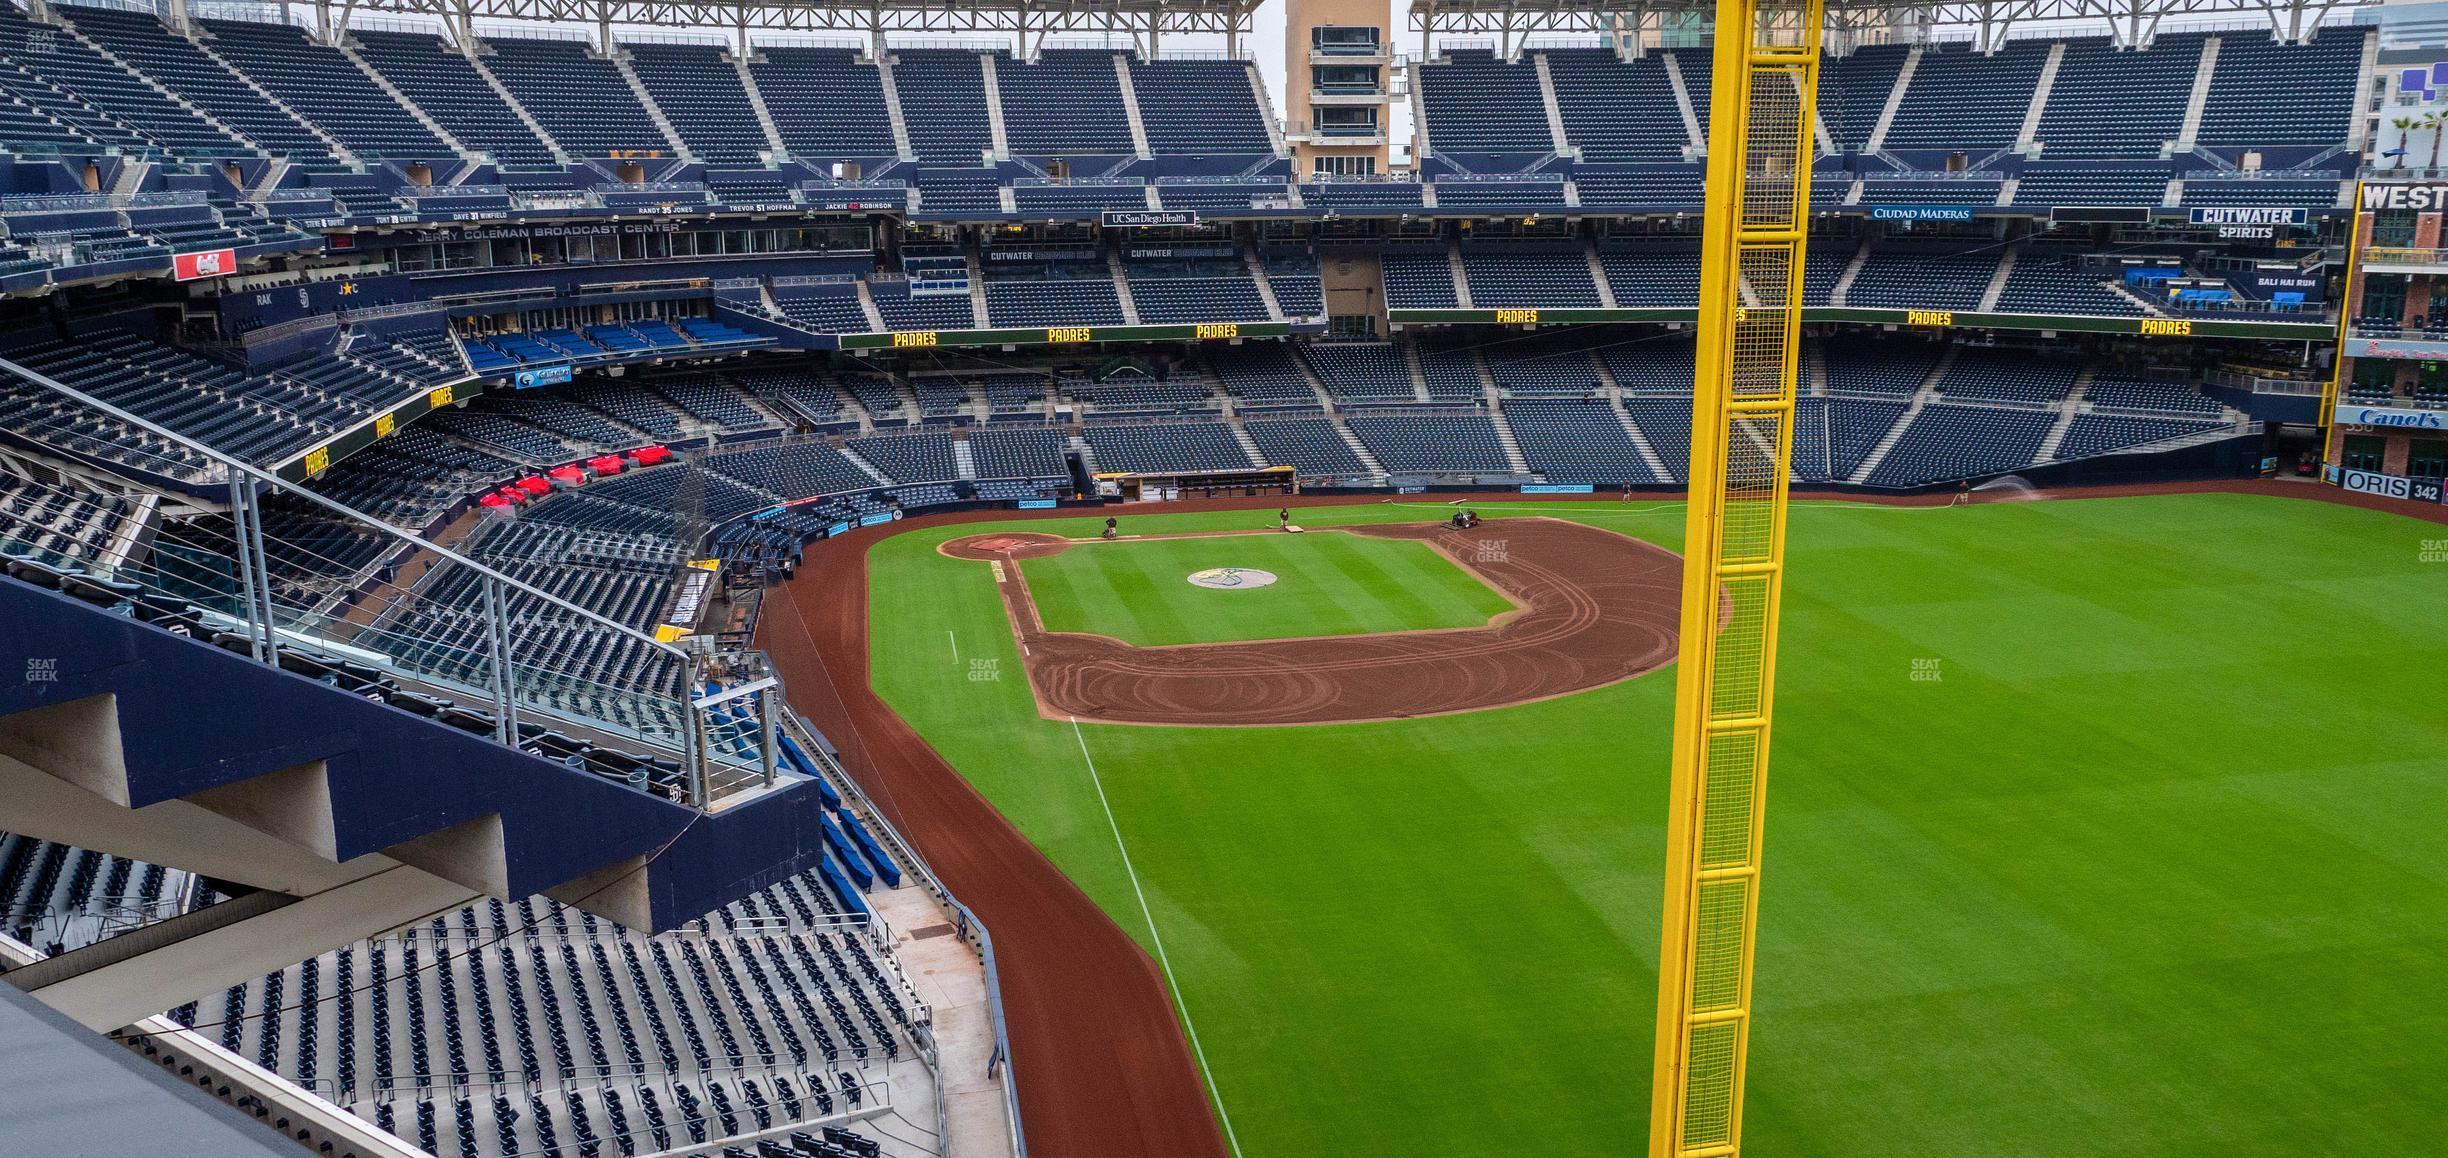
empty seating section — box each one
[2194,30,2367,149]
[1130,58,1273,154]
[1820,398,1913,480]
[1484,337,1602,397]
[1301,343,1416,403]
[1462,246,1600,307]
[1507,399,1659,482]
[726,366,846,425]
[1298,180,1425,208]
[2036,35,2201,157]
[1265,263,1324,317]
[773,285,873,333]
[1415,343,1485,401]
[1430,179,1568,210]
[624,41,766,164]
[2013,164,2170,208]
[1243,417,1369,476]
[1382,250,1460,308]
[707,441,873,496]
[1936,347,2078,403]
[1619,398,1694,478]
[1820,45,1911,150]
[0,474,137,565]
[846,433,954,482]
[1128,262,1271,323]
[967,426,1067,479]
[873,283,977,330]
[1823,337,1940,396]
[68,6,336,165]
[2057,412,2222,457]
[750,47,896,160]
[1345,412,1512,473]
[893,51,995,162]
[979,373,1048,414]
[200,19,448,160]
[1996,254,2139,315]
[985,270,1123,326]
[1012,183,1148,215]
[2179,178,2344,207]
[1845,246,1998,309]
[1802,243,1852,306]
[168,867,922,1158]
[1883,41,2050,152]
[1856,173,2004,207]
[1600,336,1694,394]
[6,330,398,468]
[0,6,174,157]
[911,170,1001,219]
[1868,404,2056,485]
[999,50,1133,155]
[1572,167,1704,210]
[1207,343,1317,405]
[480,36,667,157]
[350,29,558,165]
[1417,50,1554,154]
[1070,369,1211,411]
[1083,422,1251,472]
[1157,181,1293,212]
[1545,49,1691,162]
[1600,240,1700,307]
[2085,375,2222,415]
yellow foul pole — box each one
[1648,0,1822,1154]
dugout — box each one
[1096,464,1297,501]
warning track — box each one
[942,517,1684,726]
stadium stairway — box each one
[0,573,832,1029]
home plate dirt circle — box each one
[941,517,1685,726]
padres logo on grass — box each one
[1186,567,1278,590]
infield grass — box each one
[866,494,2448,1156]
[1017,528,1514,646]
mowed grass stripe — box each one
[1304,532,1448,633]
[1101,543,1195,644]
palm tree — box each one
[2426,111,2447,173]
[2392,116,2419,168]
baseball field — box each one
[853,491,2448,1155]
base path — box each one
[758,537,1233,1158]
[944,518,1684,726]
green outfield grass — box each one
[866,494,2448,1156]
[1016,529,1514,646]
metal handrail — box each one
[0,354,780,802]
[1,355,688,658]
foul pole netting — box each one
[1648,0,1823,1155]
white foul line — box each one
[948,628,960,665]
[1070,714,1246,1158]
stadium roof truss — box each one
[234,0,1266,53]
[135,0,2365,53]
[1410,0,2373,52]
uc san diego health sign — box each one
[2332,403,2448,430]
